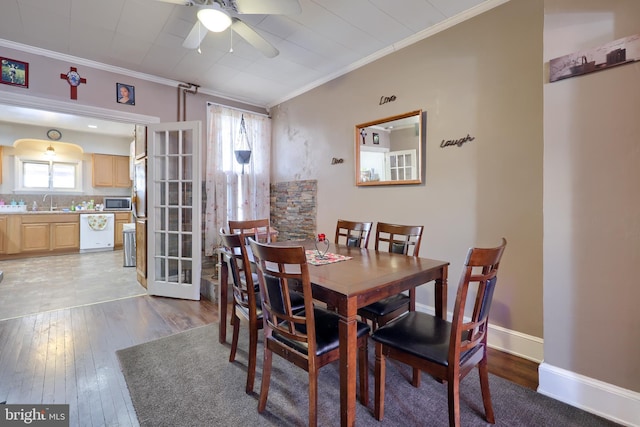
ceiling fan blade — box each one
[231,18,279,58]
[233,0,301,15]
[182,21,208,49]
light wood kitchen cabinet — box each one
[114,212,132,248]
[92,154,132,188]
[19,214,79,254]
[51,222,80,250]
[0,215,19,254]
[136,218,147,288]
[21,222,50,252]
[0,215,7,254]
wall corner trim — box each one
[538,363,640,427]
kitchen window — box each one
[15,157,83,192]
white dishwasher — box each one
[80,213,115,252]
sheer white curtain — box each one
[204,104,271,256]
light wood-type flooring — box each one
[0,252,538,426]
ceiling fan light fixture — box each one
[197,8,232,33]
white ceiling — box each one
[0,0,502,107]
[0,0,503,135]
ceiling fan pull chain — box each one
[197,21,202,54]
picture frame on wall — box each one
[373,133,380,144]
[0,57,29,88]
[116,82,135,105]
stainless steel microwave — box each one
[104,197,132,211]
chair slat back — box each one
[249,239,316,353]
[450,238,507,357]
[229,219,273,244]
[335,219,373,248]
[220,232,257,314]
[374,222,424,256]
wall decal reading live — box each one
[379,95,396,105]
[440,134,475,148]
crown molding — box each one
[0,38,266,108]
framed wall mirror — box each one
[355,110,425,186]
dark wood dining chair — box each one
[334,219,373,248]
[371,238,507,427]
[229,218,274,243]
[219,232,262,394]
[219,232,304,394]
[357,222,424,331]
[249,239,371,426]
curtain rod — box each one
[207,102,270,118]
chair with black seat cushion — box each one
[229,218,274,243]
[357,222,424,331]
[219,232,303,394]
[371,238,507,427]
[334,219,373,248]
[249,238,371,426]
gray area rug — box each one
[117,324,618,426]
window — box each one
[15,157,82,192]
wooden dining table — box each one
[218,241,449,427]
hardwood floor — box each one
[0,270,538,426]
[0,295,219,426]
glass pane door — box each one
[147,121,201,300]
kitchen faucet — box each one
[42,194,55,211]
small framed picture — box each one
[0,57,29,88]
[116,83,135,105]
[373,133,380,144]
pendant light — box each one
[45,144,56,157]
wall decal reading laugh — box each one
[440,134,475,148]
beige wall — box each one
[543,0,640,392]
[271,0,544,339]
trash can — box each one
[123,223,136,267]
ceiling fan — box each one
[155,0,301,58]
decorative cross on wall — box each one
[359,128,367,144]
[60,67,86,100]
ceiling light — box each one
[45,145,56,157]
[197,7,232,33]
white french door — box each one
[147,121,201,300]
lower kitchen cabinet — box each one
[0,216,6,254]
[21,222,50,252]
[20,214,80,253]
[114,212,132,248]
[52,222,80,250]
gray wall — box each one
[271,0,544,342]
[542,0,640,393]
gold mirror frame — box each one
[355,110,425,186]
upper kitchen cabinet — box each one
[92,154,132,188]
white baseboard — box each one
[416,303,640,426]
[538,363,640,427]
